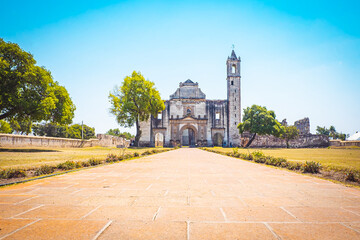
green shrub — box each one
[0,168,27,179]
[264,157,287,167]
[301,161,321,173]
[106,154,118,163]
[252,151,265,159]
[287,162,303,170]
[133,152,139,157]
[152,149,157,153]
[344,169,359,182]
[81,161,90,167]
[254,157,266,163]
[124,154,132,159]
[232,148,239,155]
[141,150,151,156]
[88,158,102,166]
[57,161,76,170]
[34,165,55,176]
[280,161,289,168]
[75,161,82,168]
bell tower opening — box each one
[232,64,236,73]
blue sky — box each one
[1,0,359,135]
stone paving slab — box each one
[0,148,360,239]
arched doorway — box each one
[155,133,164,147]
[213,133,223,146]
[182,128,195,146]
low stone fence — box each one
[241,133,329,148]
[0,133,130,148]
[330,140,360,147]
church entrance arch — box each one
[213,133,224,146]
[180,125,197,147]
[154,132,164,147]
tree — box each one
[109,71,165,146]
[33,123,95,139]
[33,123,68,138]
[316,126,330,136]
[316,125,347,140]
[280,125,299,148]
[106,128,134,140]
[10,118,32,135]
[106,128,121,136]
[0,120,12,133]
[329,125,337,139]
[0,38,76,126]
[237,105,283,148]
[68,124,95,139]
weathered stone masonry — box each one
[241,118,329,148]
[0,134,130,148]
[139,50,242,147]
[139,50,329,148]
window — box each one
[235,114,236,117]
[235,89,236,93]
[232,64,236,73]
[235,106,236,110]
[231,81,234,85]
[215,113,220,120]
[157,113,162,119]
[235,98,236,101]
[235,122,237,125]
[187,108,191,115]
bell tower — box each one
[227,49,241,146]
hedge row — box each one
[0,148,171,180]
[200,148,360,184]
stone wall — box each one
[96,134,130,148]
[0,133,130,148]
[242,133,329,148]
[330,140,360,147]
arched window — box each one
[232,64,236,73]
[187,108,191,115]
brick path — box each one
[1,148,360,239]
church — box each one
[139,50,242,147]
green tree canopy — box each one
[316,125,347,140]
[0,120,12,133]
[238,104,283,148]
[316,126,330,136]
[109,71,165,146]
[0,38,75,126]
[106,128,134,140]
[280,125,300,148]
[33,123,95,139]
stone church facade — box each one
[139,50,242,147]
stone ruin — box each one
[294,117,310,135]
[241,117,329,148]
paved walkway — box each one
[1,148,360,239]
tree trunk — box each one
[0,111,12,120]
[134,118,142,147]
[286,140,289,148]
[245,133,256,148]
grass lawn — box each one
[0,147,162,169]
[208,147,360,171]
